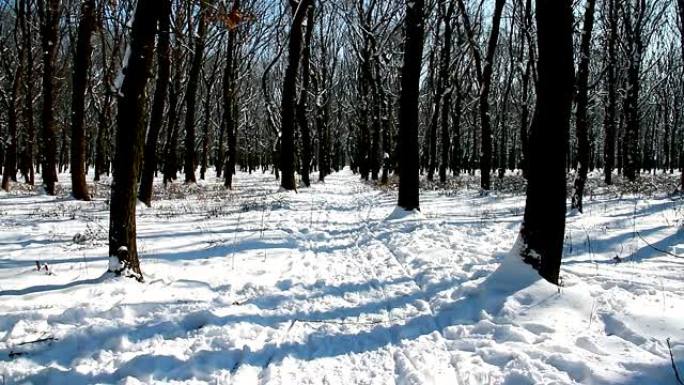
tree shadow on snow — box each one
[9,251,552,385]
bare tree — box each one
[108,0,160,280]
[280,0,312,191]
[570,0,597,212]
[69,0,96,201]
[397,0,425,211]
[519,0,574,285]
[37,0,60,195]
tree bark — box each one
[139,0,171,205]
[222,0,240,189]
[108,0,160,280]
[1,68,21,191]
[438,2,455,183]
[603,0,618,185]
[457,0,505,190]
[678,0,684,188]
[623,1,645,182]
[520,0,574,285]
[20,0,35,185]
[296,3,314,187]
[570,0,596,212]
[38,0,60,195]
[397,0,425,211]
[69,0,96,201]
[183,0,207,184]
[279,0,311,191]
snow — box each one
[1,169,683,384]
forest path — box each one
[1,169,683,384]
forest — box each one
[1,0,684,384]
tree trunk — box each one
[479,0,506,190]
[457,0,505,190]
[163,34,184,185]
[296,3,314,187]
[108,0,160,280]
[69,0,96,201]
[280,0,311,191]
[183,0,207,184]
[397,0,425,211]
[678,0,684,188]
[603,0,617,185]
[438,2,455,183]
[623,1,645,182]
[222,0,240,189]
[139,0,171,205]
[38,0,60,195]
[20,0,35,185]
[2,69,21,191]
[570,0,596,212]
[520,0,574,285]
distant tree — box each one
[457,0,506,191]
[183,0,208,184]
[570,0,597,213]
[397,0,425,211]
[222,0,241,189]
[438,0,455,183]
[70,0,96,201]
[519,0,574,285]
[20,0,36,186]
[622,0,647,182]
[37,0,60,195]
[140,0,172,206]
[679,0,684,189]
[603,0,618,185]
[296,2,314,187]
[280,0,312,191]
[108,0,160,280]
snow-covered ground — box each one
[1,169,683,385]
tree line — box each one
[0,0,682,283]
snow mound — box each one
[386,206,424,221]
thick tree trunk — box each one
[38,0,60,195]
[520,0,574,285]
[69,0,96,201]
[570,0,596,212]
[108,0,160,280]
[397,0,425,211]
[279,0,311,191]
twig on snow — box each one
[667,338,684,385]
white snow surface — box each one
[1,169,683,385]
